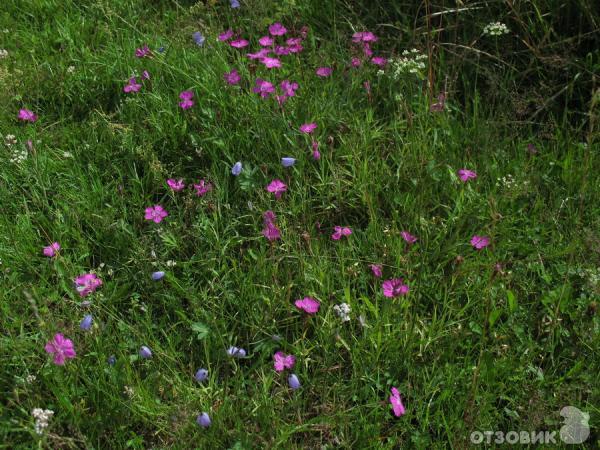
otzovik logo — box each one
[560,406,590,444]
[470,406,590,445]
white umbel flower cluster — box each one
[333,303,351,322]
[483,22,510,36]
[32,408,54,435]
[390,49,428,79]
[9,147,28,164]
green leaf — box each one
[489,309,502,327]
[507,289,517,313]
[191,322,210,340]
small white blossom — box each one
[32,408,54,435]
[9,147,28,164]
[0,49,8,58]
[67,65,75,73]
[333,303,351,322]
[4,134,17,146]
[483,22,509,36]
[390,49,428,80]
[123,386,134,397]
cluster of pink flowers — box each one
[166,178,213,197]
[123,71,149,93]
[42,23,503,424]
[217,23,309,106]
[350,31,387,68]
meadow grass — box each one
[0,0,598,448]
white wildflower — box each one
[483,22,510,36]
[4,134,17,146]
[333,303,351,322]
[390,49,428,79]
[123,386,134,397]
[32,408,54,435]
[9,147,28,164]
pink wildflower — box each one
[316,67,333,77]
[218,29,234,42]
[262,222,281,241]
[269,22,287,36]
[371,56,387,67]
[382,278,409,298]
[194,179,213,197]
[224,69,241,85]
[261,57,282,69]
[266,179,287,199]
[401,231,418,244]
[45,333,76,365]
[280,80,299,97]
[145,205,168,223]
[230,39,249,48]
[332,226,352,240]
[253,79,275,98]
[247,48,271,60]
[135,45,151,57]
[470,235,490,250]
[43,242,61,258]
[18,109,37,122]
[458,169,477,182]
[287,43,303,54]
[274,45,291,56]
[123,77,142,93]
[389,387,406,417]
[262,210,281,241]
[300,123,317,134]
[74,273,103,297]
[259,36,274,46]
[312,140,320,160]
[179,90,194,109]
[352,31,378,43]
[351,57,362,67]
[370,264,383,278]
[294,297,320,314]
[167,178,185,192]
[273,351,296,372]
